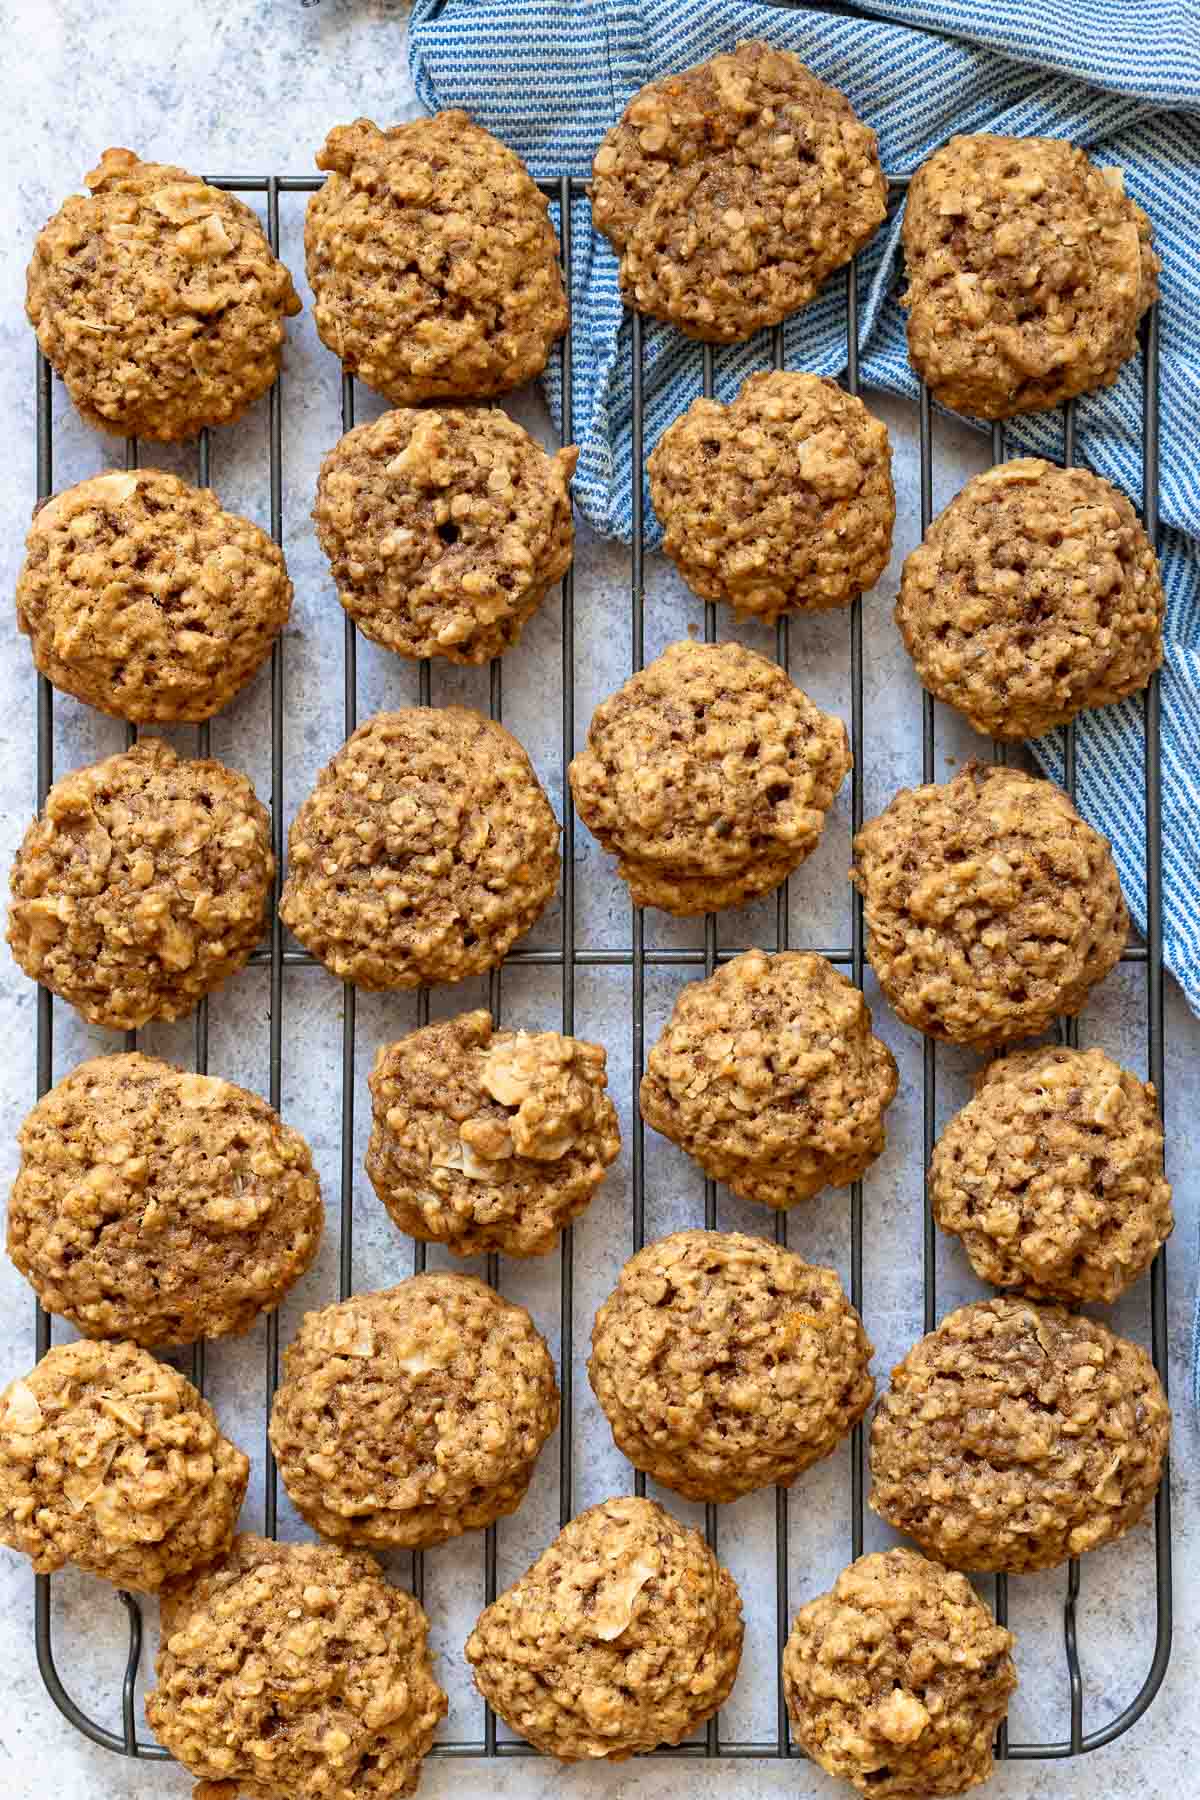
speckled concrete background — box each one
[0,2,1195,1796]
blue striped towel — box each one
[408,0,1200,1379]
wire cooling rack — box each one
[28,162,1171,1771]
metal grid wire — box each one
[30,167,1171,1768]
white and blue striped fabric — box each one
[409,0,1200,1379]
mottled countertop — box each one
[0,2,1195,1797]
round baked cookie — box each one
[897,459,1164,741]
[146,1534,447,1800]
[640,950,898,1209]
[569,640,851,915]
[869,1297,1170,1572]
[269,1274,559,1550]
[8,738,274,1030]
[465,1495,743,1759]
[782,1547,1016,1798]
[592,40,886,343]
[17,468,293,723]
[9,1052,322,1346]
[931,1044,1172,1304]
[649,373,895,621]
[280,708,559,988]
[903,134,1159,419]
[306,113,567,404]
[27,148,300,441]
[0,1340,248,1593]
[313,406,577,665]
[589,1231,873,1502]
[365,1010,620,1258]
[851,763,1127,1048]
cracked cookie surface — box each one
[869,1297,1170,1572]
[279,708,560,989]
[783,1547,1016,1797]
[27,148,299,441]
[592,40,886,343]
[640,950,897,1208]
[851,763,1127,1048]
[569,640,850,915]
[306,113,567,404]
[146,1533,447,1800]
[649,373,894,620]
[366,1010,619,1258]
[931,1044,1172,1304]
[313,407,576,665]
[589,1230,873,1502]
[270,1274,559,1550]
[903,134,1159,419]
[0,1339,248,1592]
[465,1495,743,1759]
[8,738,274,1029]
[896,459,1163,740]
[18,468,293,723]
[9,1051,322,1346]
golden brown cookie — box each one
[465,1495,743,1759]
[931,1045,1172,1304]
[641,950,897,1208]
[279,708,560,989]
[851,763,1127,1047]
[365,1010,620,1258]
[869,1297,1170,1572]
[782,1547,1016,1798]
[649,373,894,621]
[592,41,886,343]
[18,469,293,723]
[269,1274,559,1550]
[0,1340,247,1593]
[903,135,1159,419]
[9,1052,322,1346]
[896,459,1164,740]
[27,148,300,441]
[569,640,851,915]
[8,738,274,1030]
[589,1231,873,1502]
[313,406,576,665]
[306,113,567,404]
[146,1534,447,1800]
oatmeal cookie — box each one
[146,1534,447,1800]
[903,135,1159,419]
[8,738,274,1030]
[313,407,577,665]
[589,1231,873,1502]
[897,459,1164,740]
[782,1547,1016,1798]
[365,1010,619,1258]
[306,113,567,404]
[0,1340,247,1592]
[931,1045,1172,1304]
[18,468,293,723]
[280,708,559,988]
[269,1274,559,1550]
[569,640,850,915]
[649,373,894,621]
[592,41,886,343]
[869,1297,1170,1572]
[465,1495,743,1759]
[641,950,897,1208]
[27,148,300,442]
[851,764,1127,1048]
[9,1052,322,1346]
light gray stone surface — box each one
[0,2,1194,1796]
